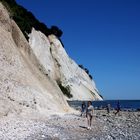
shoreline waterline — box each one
[68,100,140,111]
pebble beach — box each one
[0,110,140,140]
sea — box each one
[68,100,140,111]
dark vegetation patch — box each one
[57,80,73,98]
[0,0,63,40]
[79,64,93,80]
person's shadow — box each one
[79,125,88,130]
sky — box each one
[16,0,140,100]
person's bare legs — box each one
[115,109,120,115]
[87,115,90,129]
[87,115,92,129]
[90,116,93,128]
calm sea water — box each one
[68,100,140,111]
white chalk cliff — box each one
[0,3,102,118]
[29,29,102,101]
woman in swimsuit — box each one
[86,101,94,130]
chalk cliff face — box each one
[29,29,102,101]
[0,2,102,117]
[0,3,70,118]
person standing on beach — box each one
[106,104,111,114]
[86,101,94,130]
[115,101,121,115]
[81,101,86,116]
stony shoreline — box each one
[0,110,140,140]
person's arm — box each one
[92,106,94,116]
[86,108,88,117]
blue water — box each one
[68,100,140,111]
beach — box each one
[0,110,140,140]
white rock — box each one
[0,2,102,118]
[29,29,102,101]
[0,2,70,117]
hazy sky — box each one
[16,0,140,100]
